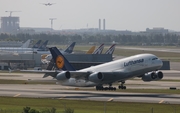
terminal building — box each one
[0,53,113,70]
[1,16,20,34]
[0,52,170,70]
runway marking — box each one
[159,100,164,104]
[13,93,21,97]
[107,98,114,102]
[58,96,66,99]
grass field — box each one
[69,45,180,62]
[0,97,179,113]
[0,79,56,84]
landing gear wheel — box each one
[95,86,116,91]
[118,81,126,89]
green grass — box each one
[54,45,180,62]
[0,97,179,113]
[0,79,26,84]
[69,45,180,62]
[74,88,180,94]
[0,79,55,84]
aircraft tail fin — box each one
[43,59,55,78]
[92,44,104,54]
[21,39,31,48]
[8,67,12,73]
[105,44,116,54]
[38,40,49,50]
[49,47,76,71]
[64,42,76,54]
[32,40,42,48]
[86,46,95,54]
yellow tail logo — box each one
[56,55,64,69]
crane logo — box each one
[56,55,64,69]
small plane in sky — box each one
[41,3,56,6]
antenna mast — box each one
[49,18,56,31]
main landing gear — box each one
[118,81,126,89]
[95,81,127,91]
[96,85,116,91]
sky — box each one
[0,0,180,31]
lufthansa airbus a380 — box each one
[46,47,163,90]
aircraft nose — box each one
[159,59,163,67]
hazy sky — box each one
[0,0,180,31]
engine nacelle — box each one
[88,72,104,83]
[155,71,163,81]
[56,71,71,81]
[142,71,163,82]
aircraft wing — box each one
[21,70,60,78]
[20,70,63,73]
[56,71,127,83]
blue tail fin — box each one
[38,40,48,50]
[64,42,76,53]
[49,47,76,71]
[32,40,42,48]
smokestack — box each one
[99,19,101,30]
[103,19,105,30]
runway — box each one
[0,84,180,104]
[0,71,180,104]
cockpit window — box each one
[152,57,158,60]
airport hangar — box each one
[0,52,170,70]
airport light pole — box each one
[49,18,56,31]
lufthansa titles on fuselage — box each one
[124,59,144,67]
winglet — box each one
[93,44,104,54]
[105,44,116,54]
[64,42,76,54]
[49,47,76,71]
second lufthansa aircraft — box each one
[48,47,163,90]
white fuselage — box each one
[57,54,163,87]
[0,47,38,53]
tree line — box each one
[0,33,180,46]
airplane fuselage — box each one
[56,54,163,87]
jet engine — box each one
[142,71,163,81]
[56,71,71,80]
[88,72,104,83]
[155,71,163,80]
